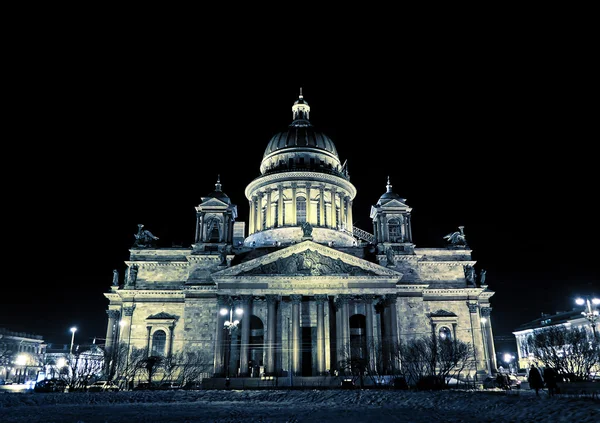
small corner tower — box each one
[370,176,414,254]
[193,176,238,252]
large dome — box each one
[263,126,339,157]
[260,90,344,177]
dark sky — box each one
[3,43,597,356]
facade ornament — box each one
[463,264,476,286]
[315,294,328,304]
[106,310,120,319]
[385,247,396,267]
[301,221,313,238]
[444,225,467,246]
[123,305,136,317]
[127,265,139,285]
[133,224,159,248]
[479,269,487,286]
[466,302,479,314]
[480,306,492,317]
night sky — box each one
[3,49,597,357]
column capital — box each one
[290,294,302,305]
[123,305,136,317]
[217,295,232,307]
[384,294,397,305]
[305,182,312,189]
[337,294,351,305]
[106,310,120,319]
[480,306,492,317]
[266,294,279,305]
[240,295,253,305]
[315,294,328,304]
[467,302,479,313]
[361,294,376,304]
[291,182,298,189]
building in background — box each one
[103,91,497,384]
[0,328,46,384]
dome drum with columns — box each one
[103,90,497,387]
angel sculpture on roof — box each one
[443,225,468,246]
[133,224,159,248]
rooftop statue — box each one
[443,225,467,246]
[133,224,159,248]
[301,221,313,238]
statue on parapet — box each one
[301,221,313,238]
[444,226,468,247]
[112,269,119,286]
[133,224,159,248]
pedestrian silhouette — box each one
[528,364,544,397]
[544,367,558,397]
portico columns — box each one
[362,295,375,370]
[239,295,253,376]
[290,294,302,375]
[214,296,228,376]
[480,306,498,374]
[315,294,327,374]
[105,310,119,350]
[266,295,279,375]
[467,302,487,378]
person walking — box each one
[544,367,558,397]
[528,364,544,397]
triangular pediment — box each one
[213,240,402,278]
[198,197,230,208]
[147,312,178,319]
[379,198,410,208]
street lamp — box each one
[69,327,77,355]
[503,353,516,374]
[220,304,243,379]
[576,296,600,337]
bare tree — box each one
[526,325,600,381]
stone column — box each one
[339,193,346,230]
[480,307,498,374]
[290,294,302,375]
[334,297,341,369]
[214,296,228,376]
[406,215,413,242]
[167,326,174,357]
[467,302,487,379]
[315,294,327,375]
[249,198,256,234]
[239,295,253,376]
[265,188,272,229]
[291,183,297,225]
[256,192,264,232]
[105,310,119,350]
[305,183,312,225]
[347,199,353,233]
[277,184,284,227]
[338,294,350,363]
[319,185,325,227]
[362,295,375,371]
[331,188,337,228]
[266,295,278,375]
[146,326,151,354]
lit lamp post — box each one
[576,296,600,337]
[503,353,516,374]
[221,304,243,379]
[69,327,77,355]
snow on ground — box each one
[0,387,597,423]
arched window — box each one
[297,197,306,224]
[151,330,167,356]
[206,218,220,242]
[389,218,402,243]
[439,326,452,341]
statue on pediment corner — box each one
[133,224,159,248]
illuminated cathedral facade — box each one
[103,91,497,384]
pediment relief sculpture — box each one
[240,249,378,276]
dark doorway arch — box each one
[349,314,367,374]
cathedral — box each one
[104,91,497,384]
